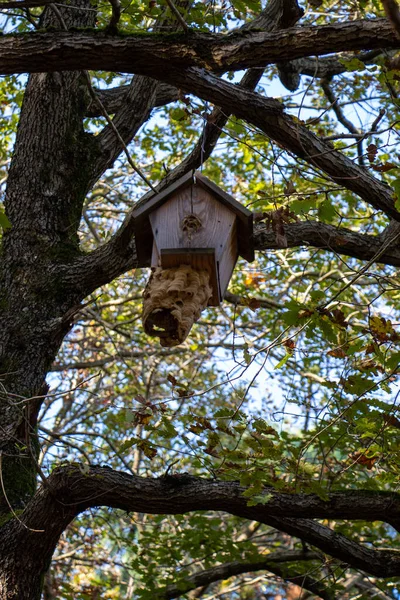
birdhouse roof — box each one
[132,171,254,267]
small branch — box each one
[382,0,400,38]
[321,78,364,167]
[164,0,189,32]
[106,0,121,32]
[157,551,332,600]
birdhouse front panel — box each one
[148,185,237,303]
[149,186,236,257]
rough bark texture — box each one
[0,464,398,596]
[0,0,99,512]
[0,2,99,597]
[1,19,400,75]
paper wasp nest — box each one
[142,264,212,347]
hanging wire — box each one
[190,173,194,214]
[200,101,209,172]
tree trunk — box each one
[0,1,96,596]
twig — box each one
[321,79,364,167]
[107,0,121,32]
[164,0,189,32]
[370,108,386,131]
[382,0,400,38]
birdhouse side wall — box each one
[217,219,238,299]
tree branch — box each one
[131,0,303,205]
[321,78,364,167]
[155,67,399,220]
[382,0,400,38]
[264,516,400,577]
[255,221,400,266]
[0,19,399,76]
[85,82,179,117]
[9,466,400,581]
[157,551,332,600]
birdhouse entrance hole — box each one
[132,172,254,347]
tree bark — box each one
[0,464,398,599]
[0,2,99,597]
[0,19,399,75]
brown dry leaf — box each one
[138,441,157,460]
[373,162,397,172]
[133,411,152,425]
[384,414,400,429]
[330,308,348,328]
[167,374,178,386]
[283,339,296,350]
[367,143,378,163]
[351,452,377,470]
[327,348,347,358]
[370,315,395,342]
[247,298,261,311]
[204,446,220,457]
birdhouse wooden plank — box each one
[148,184,238,304]
[132,172,254,346]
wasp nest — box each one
[142,265,212,347]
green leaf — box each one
[0,209,11,231]
[338,57,365,72]
[274,352,291,370]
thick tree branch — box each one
[86,83,179,116]
[157,551,331,600]
[0,19,399,76]
[7,466,400,581]
[0,0,54,7]
[155,67,399,219]
[255,221,400,266]
[264,516,400,578]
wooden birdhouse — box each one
[133,172,254,347]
